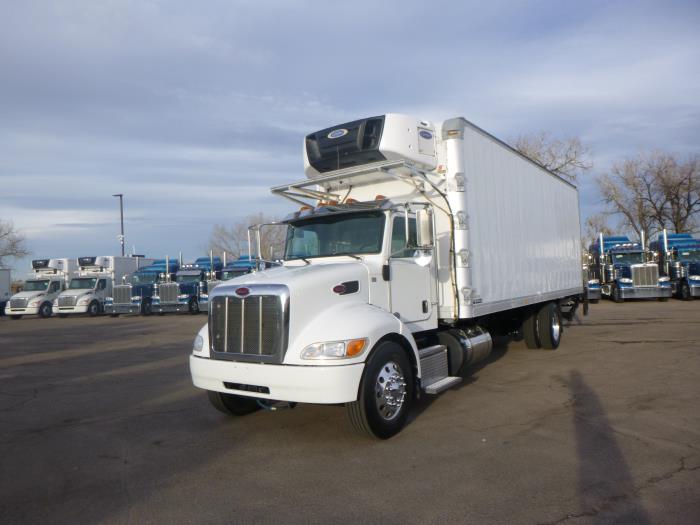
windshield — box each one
[23,279,50,292]
[133,273,157,285]
[612,252,645,265]
[678,249,700,262]
[176,274,202,283]
[222,269,249,280]
[69,277,97,290]
[285,211,385,260]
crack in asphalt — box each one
[539,455,700,524]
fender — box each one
[283,301,421,371]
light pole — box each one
[112,194,125,256]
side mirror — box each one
[416,209,434,248]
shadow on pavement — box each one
[566,370,650,524]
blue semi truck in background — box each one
[153,256,222,314]
[650,231,700,300]
[201,256,258,312]
[105,259,180,316]
[589,234,671,302]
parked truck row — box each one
[4,254,260,319]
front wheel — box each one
[188,298,200,315]
[680,281,692,301]
[88,301,100,317]
[207,391,260,416]
[611,284,624,303]
[346,341,414,439]
[39,302,52,318]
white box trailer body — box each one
[53,256,154,316]
[190,113,585,439]
[5,258,78,318]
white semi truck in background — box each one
[53,256,153,317]
[5,259,78,319]
[189,114,585,438]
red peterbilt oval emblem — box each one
[235,287,250,297]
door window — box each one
[391,216,417,258]
[49,281,61,293]
[97,279,107,291]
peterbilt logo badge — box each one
[235,287,250,297]
[327,128,348,139]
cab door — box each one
[389,215,432,326]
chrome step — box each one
[419,344,462,395]
[424,376,462,395]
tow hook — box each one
[256,400,298,411]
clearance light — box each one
[346,339,366,357]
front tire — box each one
[346,341,414,439]
[39,302,52,318]
[611,284,624,303]
[207,391,260,416]
[680,281,692,301]
[536,302,562,350]
[88,301,100,317]
[188,297,200,315]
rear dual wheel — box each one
[521,302,562,350]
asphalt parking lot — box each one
[1,301,699,524]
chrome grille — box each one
[158,283,179,303]
[206,280,222,294]
[632,264,658,287]
[209,291,288,364]
[10,298,28,309]
[58,296,77,307]
[113,285,132,305]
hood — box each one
[58,289,93,298]
[12,290,46,299]
[215,261,369,297]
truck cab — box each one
[651,232,700,300]
[104,259,178,316]
[5,259,77,319]
[153,257,222,315]
[589,235,671,302]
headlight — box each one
[131,296,142,301]
[619,278,633,284]
[53,299,59,306]
[587,279,599,285]
[689,275,700,281]
[178,294,189,299]
[28,299,41,307]
[193,334,204,353]
[658,276,670,282]
[78,297,91,305]
[301,338,367,360]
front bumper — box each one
[52,304,90,315]
[587,287,601,301]
[190,355,364,404]
[153,301,191,313]
[4,306,40,316]
[104,303,141,315]
[618,286,673,299]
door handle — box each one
[422,300,429,313]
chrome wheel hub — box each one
[374,361,407,421]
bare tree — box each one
[512,132,592,182]
[0,220,29,267]
[583,213,613,248]
[209,213,287,261]
[597,153,700,241]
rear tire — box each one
[536,302,562,350]
[521,309,540,349]
[346,341,414,439]
[207,391,260,416]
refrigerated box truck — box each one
[5,259,78,319]
[189,114,585,438]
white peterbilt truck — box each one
[190,114,584,438]
[5,259,78,319]
[53,256,153,317]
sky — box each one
[1,0,699,276]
